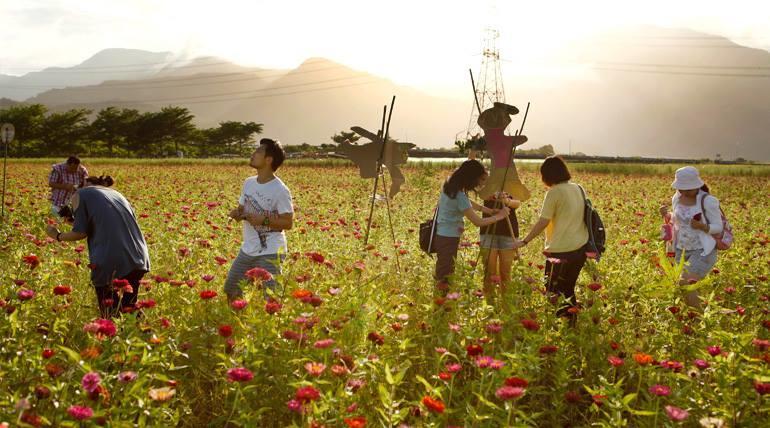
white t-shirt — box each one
[239,176,293,256]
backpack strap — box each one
[699,192,711,227]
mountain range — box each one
[1,27,769,161]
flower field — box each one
[1,160,769,427]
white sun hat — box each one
[672,166,705,190]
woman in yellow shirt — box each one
[514,157,589,323]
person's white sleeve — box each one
[238,180,247,205]
[704,196,723,235]
[276,188,294,214]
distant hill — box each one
[3,27,770,161]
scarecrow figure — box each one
[337,126,415,197]
[473,102,530,201]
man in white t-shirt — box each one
[225,138,294,301]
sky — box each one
[2,0,770,96]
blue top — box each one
[436,190,472,238]
[73,187,151,287]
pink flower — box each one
[81,372,101,393]
[295,385,320,403]
[287,399,303,413]
[659,360,683,372]
[17,289,35,301]
[118,371,137,383]
[305,362,326,377]
[314,339,335,349]
[445,363,462,373]
[67,405,93,420]
[495,386,525,401]
[608,356,624,367]
[486,322,503,334]
[227,367,254,382]
[707,346,721,357]
[476,356,495,368]
[230,299,248,310]
[694,359,710,370]
[201,274,215,282]
[648,384,671,396]
[665,405,689,421]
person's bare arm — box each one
[244,212,294,231]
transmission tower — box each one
[466,27,506,139]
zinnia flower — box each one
[648,384,671,396]
[218,325,233,337]
[305,362,326,377]
[231,299,248,310]
[608,356,624,367]
[314,338,335,349]
[245,267,272,281]
[17,289,35,301]
[495,386,525,401]
[148,386,176,402]
[505,377,529,388]
[633,352,653,365]
[421,396,445,413]
[81,372,101,393]
[67,405,93,420]
[199,290,217,300]
[227,367,254,382]
[118,371,137,383]
[295,385,320,403]
[665,405,689,421]
[344,416,367,428]
[521,319,540,331]
[53,285,72,295]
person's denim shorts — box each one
[480,234,516,250]
[675,247,717,279]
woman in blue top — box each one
[434,160,510,290]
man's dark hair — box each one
[66,156,81,165]
[540,156,572,186]
[260,138,286,171]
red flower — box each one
[587,282,602,291]
[136,299,156,309]
[565,390,582,404]
[295,386,321,403]
[466,344,483,356]
[218,325,233,337]
[265,300,282,314]
[755,381,770,395]
[53,285,72,295]
[344,416,366,428]
[438,372,452,381]
[306,251,325,264]
[421,396,445,413]
[521,319,540,331]
[505,377,529,388]
[539,345,558,355]
[648,384,671,396]
[214,256,228,265]
[608,356,624,367]
[245,267,272,282]
[367,332,384,346]
[707,345,721,356]
[226,367,253,382]
[199,290,217,300]
[201,274,215,282]
[22,254,40,269]
[42,348,56,359]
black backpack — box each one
[578,185,606,261]
[419,205,439,254]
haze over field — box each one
[1,1,769,160]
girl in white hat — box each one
[659,166,723,308]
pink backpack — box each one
[700,194,733,250]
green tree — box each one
[39,108,92,155]
[0,104,48,156]
[331,131,360,144]
[90,107,140,156]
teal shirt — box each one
[436,191,472,238]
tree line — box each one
[0,104,263,157]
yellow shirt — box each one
[539,182,589,253]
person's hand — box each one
[511,239,526,249]
[45,225,59,239]
[228,206,244,220]
[659,205,669,218]
[65,183,76,192]
[690,218,708,232]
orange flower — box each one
[80,346,102,360]
[633,352,653,366]
[422,396,445,414]
[292,289,313,299]
[344,416,366,428]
